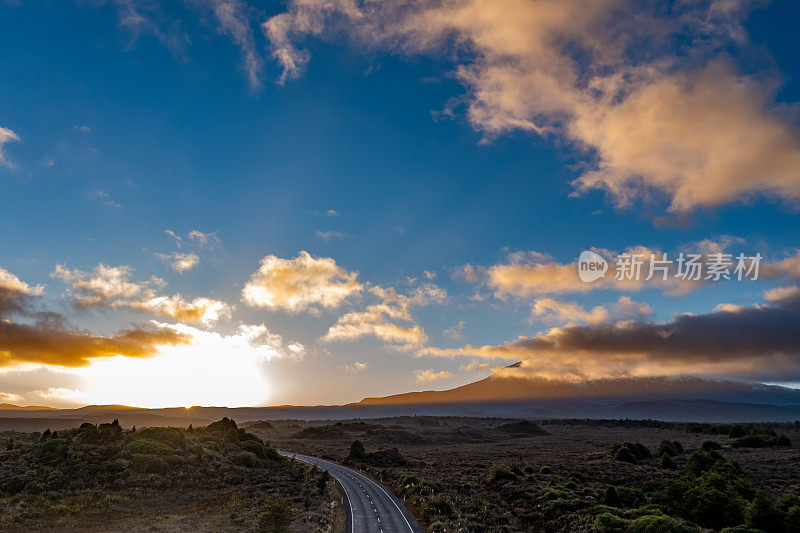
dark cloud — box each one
[0,321,188,368]
[0,267,189,369]
[423,288,800,382]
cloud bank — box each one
[421,287,800,382]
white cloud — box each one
[414,368,454,384]
[51,263,229,323]
[242,251,362,312]
[345,361,368,373]
[0,126,20,168]
[158,252,200,272]
[323,282,446,348]
[0,392,23,403]
[188,229,221,247]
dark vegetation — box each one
[0,418,340,531]
[259,416,800,532]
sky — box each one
[1,0,800,408]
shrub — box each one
[539,465,552,474]
[661,454,678,470]
[745,493,782,532]
[543,488,566,501]
[263,446,282,461]
[700,440,722,451]
[241,439,266,458]
[125,438,175,456]
[632,504,665,517]
[594,512,629,532]
[257,496,297,532]
[206,417,238,434]
[40,438,67,456]
[347,440,366,461]
[97,419,123,442]
[233,451,259,467]
[131,454,169,474]
[611,442,651,464]
[135,427,186,449]
[633,514,699,532]
[488,464,517,483]
[732,435,771,448]
[658,440,684,457]
[421,497,454,519]
[616,486,647,508]
[523,465,536,474]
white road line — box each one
[351,470,415,533]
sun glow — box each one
[79,323,278,408]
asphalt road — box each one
[279,451,422,533]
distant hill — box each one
[1,365,799,428]
[0,403,57,410]
[357,364,800,407]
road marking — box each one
[350,470,415,533]
[281,452,415,533]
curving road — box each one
[279,451,422,533]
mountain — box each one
[0,403,57,410]
[358,365,800,406]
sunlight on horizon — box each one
[79,323,276,408]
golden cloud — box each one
[157,252,199,273]
[415,368,454,384]
[0,320,189,368]
[242,251,362,312]
[323,282,446,348]
[51,263,228,324]
[323,303,428,347]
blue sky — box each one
[1,0,800,407]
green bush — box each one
[241,439,266,458]
[732,435,771,448]
[263,446,282,461]
[125,438,175,456]
[542,488,566,501]
[347,440,366,461]
[233,451,259,467]
[488,464,517,483]
[594,512,629,532]
[633,514,699,532]
[257,496,297,532]
[661,454,678,470]
[700,440,722,451]
[40,438,67,456]
[745,492,782,532]
[135,427,187,449]
[611,442,651,464]
[539,465,552,474]
[658,440,684,457]
[421,497,454,519]
[131,454,169,474]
